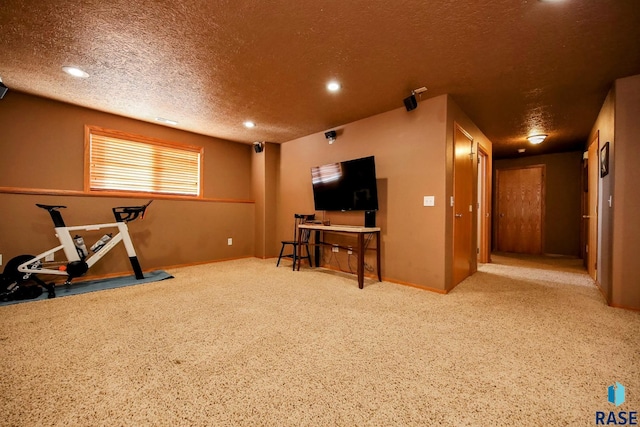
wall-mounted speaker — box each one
[324,130,337,144]
[0,82,8,100]
[253,141,264,153]
[403,94,417,112]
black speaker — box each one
[0,82,8,100]
[253,142,263,153]
[364,210,376,228]
[403,94,417,111]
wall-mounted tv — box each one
[311,155,379,211]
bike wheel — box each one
[3,254,39,283]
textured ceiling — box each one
[1,0,639,158]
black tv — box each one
[311,156,379,211]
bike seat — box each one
[36,204,67,211]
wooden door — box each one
[586,136,598,280]
[452,125,474,286]
[496,166,544,254]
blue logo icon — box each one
[609,382,626,407]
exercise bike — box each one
[1,201,152,300]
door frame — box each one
[580,152,588,266]
[452,123,475,287]
[477,145,491,263]
[586,133,599,281]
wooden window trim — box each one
[0,186,254,203]
[84,125,204,198]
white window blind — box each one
[86,126,203,197]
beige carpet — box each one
[1,255,638,426]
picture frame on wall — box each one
[600,141,610,178]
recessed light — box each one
[327,81,341,92]
[518,148,526,153]
[62,66,89,78]
[155,117,178,125]
[527,134,547,144]
[243,121,256,128]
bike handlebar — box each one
[112,200,153,223]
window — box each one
[85,125,203,197]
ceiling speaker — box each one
[403,94,417,112]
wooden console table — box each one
[297,224,381,289]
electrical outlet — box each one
[347,247,353,255]
[45,253,55,262]
[227,238,233,246]
[332,245,339,253]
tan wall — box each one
[588,89,615,299]
[0,92,255,278]
[587,73,640,310]
[446,97,494,288]
[252,146,266,258]
[251,142,280,258]
[264,143,280,257]
[277,95,491,291]
[493,151,583,257]
[611,74,640,309]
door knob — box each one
[455,213,463,218]
[582,215,590,219]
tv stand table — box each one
[298,224,381,289]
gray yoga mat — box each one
[0,270,173,306]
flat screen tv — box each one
[311,155,379,211]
